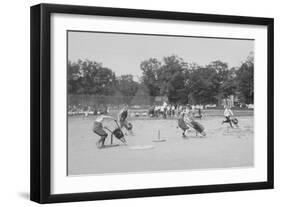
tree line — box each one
[67,53,254,105]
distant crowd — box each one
[68,104,109,116]
[148,103,203,119]
[68,102,203,119]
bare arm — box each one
[102,115,116,121]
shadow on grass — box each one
[18,192,29,200]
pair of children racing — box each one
[93,106,132,149]
[177,104,238,138]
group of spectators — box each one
[148,103,203,119]
[68,104,108,116]
[67,102,204,119]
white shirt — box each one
[95,115,113,123]
[224,108,233,117]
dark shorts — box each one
[225,116,231,122]
[93,121,107,137]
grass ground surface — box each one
[67,113,254,175]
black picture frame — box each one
[30,3,274,204]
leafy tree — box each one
[220,67,237,98]
[67,59,116,95]
[207,60,229,83]
[140,58,161,96]
[236,57,254,104]
[188,67,220,104]
[131,83,151,105]
[67,60,80,94]
[157,55,187,96]
[141,55,189,104]
[67,53,255,106]
[167,71,189,104]
[90,67,116,95]
[115,74,139,104]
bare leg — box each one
[128,129,134,136]
[222,117,233,128]
[120,137,127,145]
[97,135,107,149]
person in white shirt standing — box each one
[222,105,234,128]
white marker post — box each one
[153,129,166,142]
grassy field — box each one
[67,114,254,176]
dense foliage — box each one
[68,53,254,105]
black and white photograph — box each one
[29,3,274,204]
[67,31,254,176]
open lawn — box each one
[67,115,254,175]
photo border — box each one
[30,3,274,203]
